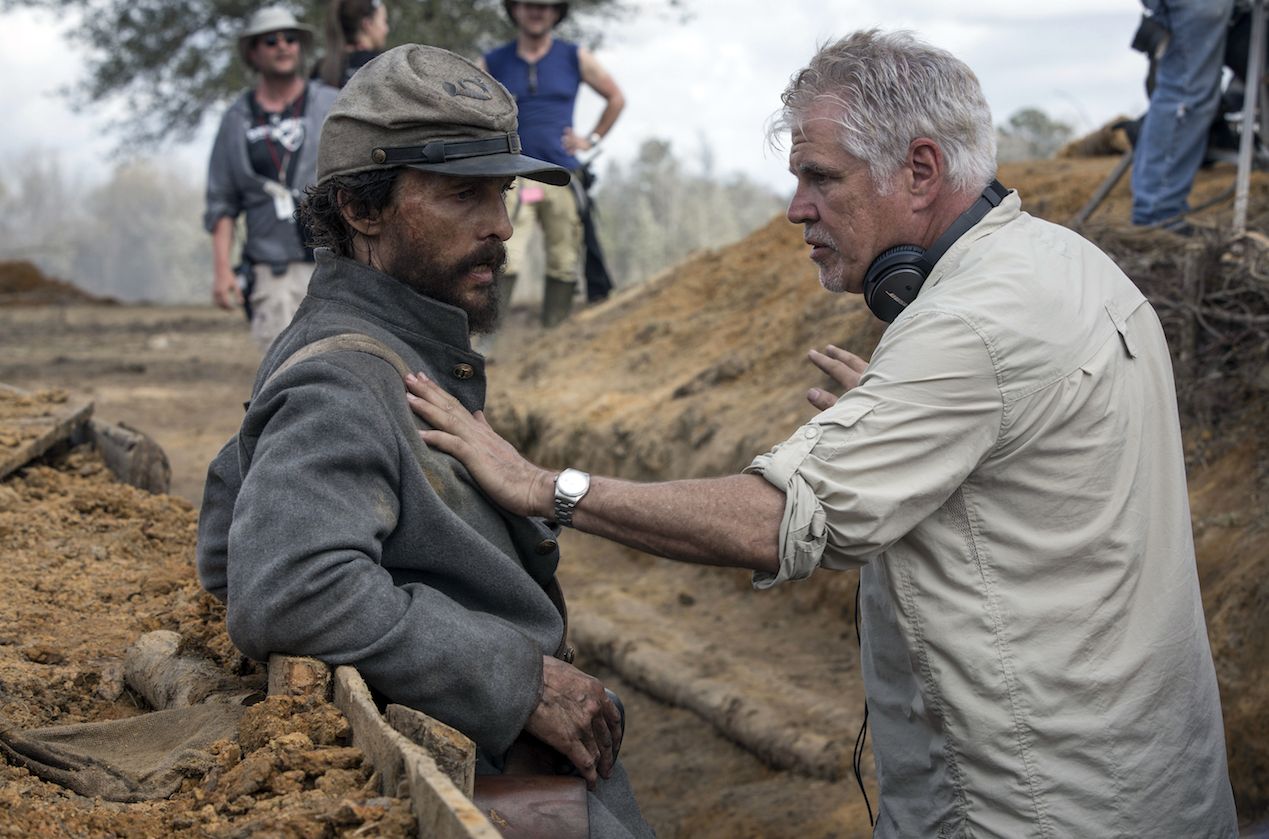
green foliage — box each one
[996,106,1075,162]
[592,138,787,288]
[1,0,671,147]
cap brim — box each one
[408,152,570,187]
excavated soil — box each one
[0,439,414,837]
[0,156,1266,837]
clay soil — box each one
[0,155,1266,838]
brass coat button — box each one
[452,363,475,380]
[535,539,559,555]
[371,148,387,164]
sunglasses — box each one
[259,31,301,48]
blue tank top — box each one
[485,39,581,170]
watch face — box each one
[557,469,589,496]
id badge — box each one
[263,179,296,220]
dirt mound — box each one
[489,215,885,482]
[0,260,111,306]
[1056,116,1134,159]
[489,157,1269,826]
[0,439,413,836]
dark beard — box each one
[385,239,507,334]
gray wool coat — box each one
[197,251,568,759]
[198,252,654,839]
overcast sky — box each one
[0,0,1147,195]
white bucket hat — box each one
[237,6,315,70]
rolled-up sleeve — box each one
[745,311,1003,588]
[204,112,242,232]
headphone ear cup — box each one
[863,245,927,323]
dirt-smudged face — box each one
[786,102,909,294]
[375,169,514,333]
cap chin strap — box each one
[370,133,522,165]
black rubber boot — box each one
[541,276,576,328]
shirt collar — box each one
[924,189,1022,291]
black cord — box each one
[852,576,874,827]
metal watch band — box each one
[554,494,579,528]
[553,468,590,528]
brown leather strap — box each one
[473,774,588,839]
[261,333,413,392]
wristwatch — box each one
[587,131,602,148]
[553,468,591,527]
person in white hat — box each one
[204,6,339,352]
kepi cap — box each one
[317,44,570,187]
[237,6,315,69]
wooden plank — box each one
[267,654,333,701]
[81,419,171,494]
[0,383,93,481]
[387,703,476,798]
[333,666,499,839]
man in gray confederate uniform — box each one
[196,44,652,839]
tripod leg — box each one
[1069,148,1135,230]
[1234,0,1266,233]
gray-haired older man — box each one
[404,30,1238,837]
[196,44,652,839]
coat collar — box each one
[307,249,477,353]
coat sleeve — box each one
[224,359,544,756]
[203,109,243,233]
[194,436,240,602]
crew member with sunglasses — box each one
[205,6,339,352]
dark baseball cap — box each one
[317,44,569,187]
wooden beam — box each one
[267,654,333,701]
[79,419,171,494]
[387,703,476,798]
[333,666,499,839]
[0,383,93,482]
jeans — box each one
[1130,0,1236,226]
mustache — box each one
[453,240,507,277]
[804,225,837,248]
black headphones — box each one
[862,179,1009,323]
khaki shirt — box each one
[747,194,1236,837]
